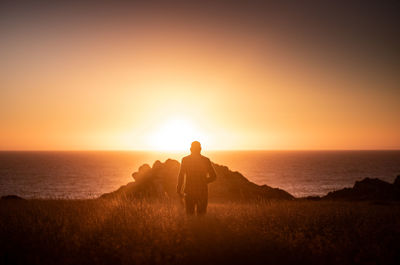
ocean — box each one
[0,151,399,199]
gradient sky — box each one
[1,1,399,150]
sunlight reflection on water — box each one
[0,151,399,198]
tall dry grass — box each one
[1,199,399,265]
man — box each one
[176,141,217,215]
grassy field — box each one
[1,199,399,265]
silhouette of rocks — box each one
[101,159,294,201]
[101,160,399,202]
[302,196,321,201]
[1,195,25,200]
[323,176,400,201]
[394,175,400,188]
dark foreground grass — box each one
[1,199,399,265]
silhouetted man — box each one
[177,141,217,215]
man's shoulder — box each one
[181,155,191,162]
[200,155,211,163]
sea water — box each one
[0,151,399,198]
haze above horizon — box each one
[1,1,399,151]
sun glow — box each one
[148,118,207,151]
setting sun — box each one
[0,0,399,152]
[148,118,207,151]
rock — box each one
[1,195,25,200]
[302,196,321,201]
[323,176,400,201]
[394,175,400,188]
[132,163,151,181]
[101,159,294,201]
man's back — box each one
[181,154,215,195]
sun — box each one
[148,118,206,151]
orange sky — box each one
[1,2,399,151]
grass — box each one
[1,199,400,265]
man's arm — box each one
[176,158,186,194]
[206,158,217,183]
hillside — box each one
[323,175,400,201]
[100,159,294,201]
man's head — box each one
[190,141,201,154]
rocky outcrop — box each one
[100,159,294,201]
[1,195,25,200]
[323,175,400,201]
[394,175,400,188]
[100,159,399,202]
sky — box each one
[1,1,399,151]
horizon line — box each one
[1,148,400,152]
